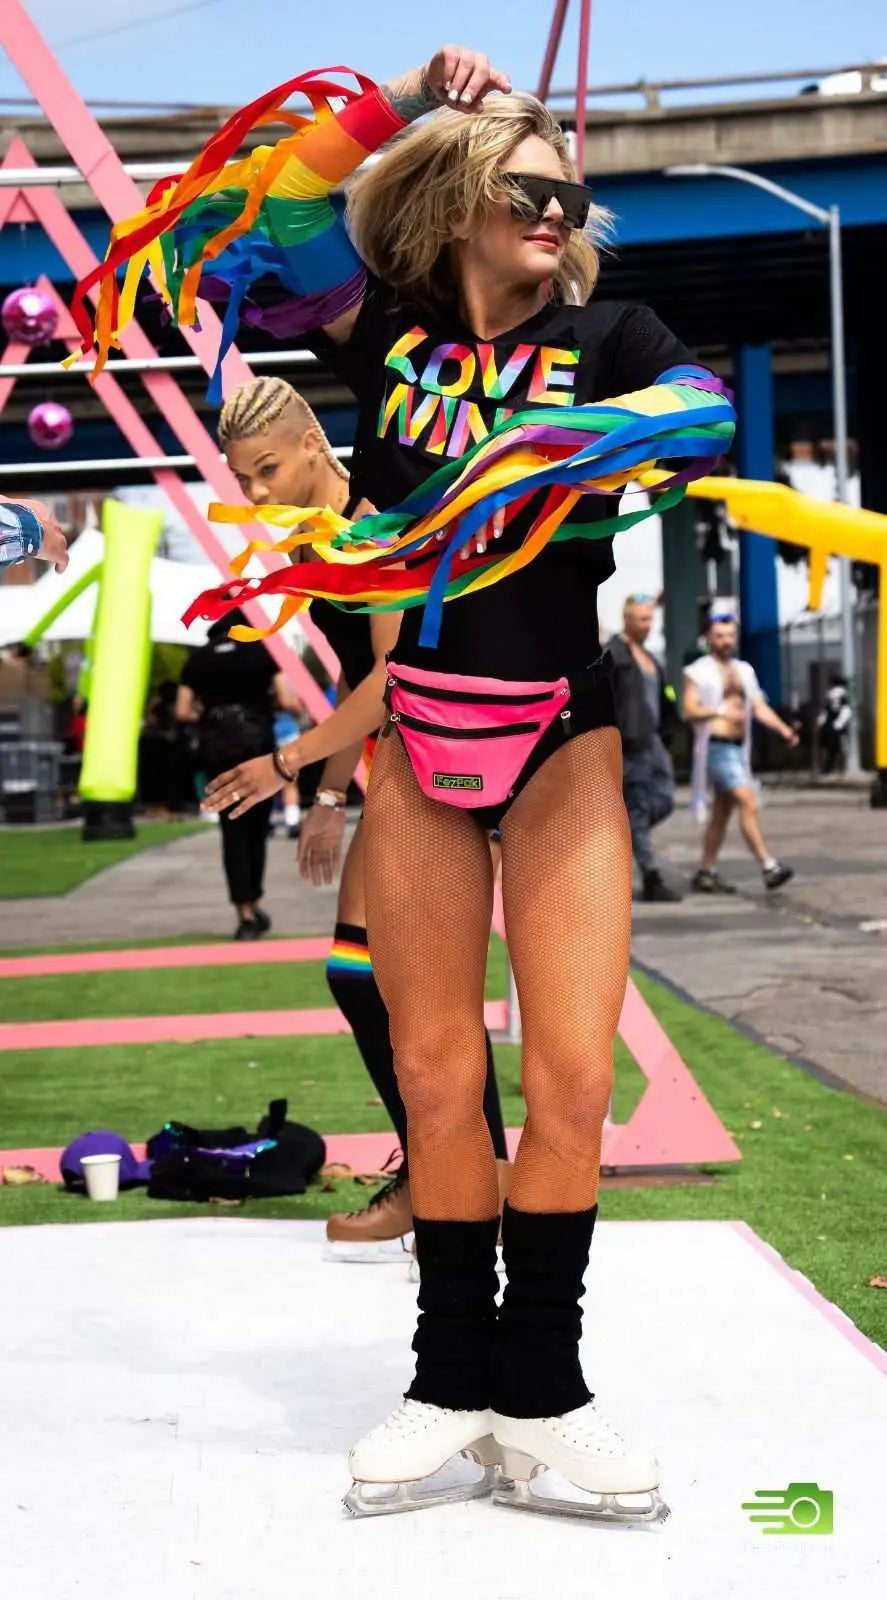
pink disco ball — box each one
[28,401,74,451]
[1,285,59,346]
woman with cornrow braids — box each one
[211,376,510,1261]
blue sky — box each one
[0,0,883,109]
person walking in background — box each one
[175,613,296,939]
[684,612,798,893]
[610,594,682,903]
[818,675,851,775]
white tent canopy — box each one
[0,529,212,648]
[0,529,306,652]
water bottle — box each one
[0,501,44,567]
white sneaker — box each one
[491,1402,667,1523]
[344,1400,500,1517]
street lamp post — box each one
[665,162,860,772]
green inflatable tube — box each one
[22,562,103,650]
[80,498,163,832]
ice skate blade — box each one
[323,1235,413,1265]
[343,1457,498,1518]
[493,1472,669,1526]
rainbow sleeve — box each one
[69,68,407,400]
[182,367,736,649]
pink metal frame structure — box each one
[0,0,343,735]
[536,0,593,177]
[0,0,739,1171]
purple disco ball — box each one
[1,285,59,347]
[28,401,74,451]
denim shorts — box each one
[707,738,751,793]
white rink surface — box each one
[2,1217,883,1599]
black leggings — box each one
[218,800,273,906]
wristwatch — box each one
[314,788,347,809]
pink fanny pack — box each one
[383,660,572,809]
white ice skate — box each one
[344,1400,501,1517]
[491,1402,668,1524]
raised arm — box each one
[324,46,511,343]
[72,47,510,379]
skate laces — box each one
[348,1150,407,1218]
[375,1400,454,1438]
[551,1403,627,1455]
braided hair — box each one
[218,376,347,480]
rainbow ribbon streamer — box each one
[183,367,735,649]
[66,69,406,402]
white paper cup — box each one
[81,1153,122,1202]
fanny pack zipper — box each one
[388,710,542,739]
[386,673,567,708]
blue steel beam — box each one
[595,155,887,245]
[735,342,782,706]
[1,155,886,281]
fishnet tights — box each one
[363,726,631,1220]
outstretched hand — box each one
[423,45,511,110]
[203,754,284,820]
[4,498,69,571]
[298,802,346,887]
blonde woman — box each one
[208,377,509,1259]
[141,42,732,1521]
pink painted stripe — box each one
[0,1001,510,1053]
[730,1220,887,1376]
[0,938,334,979]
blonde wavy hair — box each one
[347,94,610,309]
[218,375,347,479]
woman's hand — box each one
[298,803,347,887]
[423,45,511,109]
[459,507,505,559]
[203,754,284,820]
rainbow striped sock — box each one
[327,922,373,978]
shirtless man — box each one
[684,614,798,893]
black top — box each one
[309,286,691,681]
[309,494,376,688]
[609,634,679,754]
[181,637,279,773]
[181,637,279,714]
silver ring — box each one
[232,791,240,804]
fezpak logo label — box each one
[433,773,483,791]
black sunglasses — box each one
[505,172,593,232]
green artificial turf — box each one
[0,958,884,1350]
[0,939,511,1021]
[0,823,204,900]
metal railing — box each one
[545,60,887,109]
[2,62,885,123]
